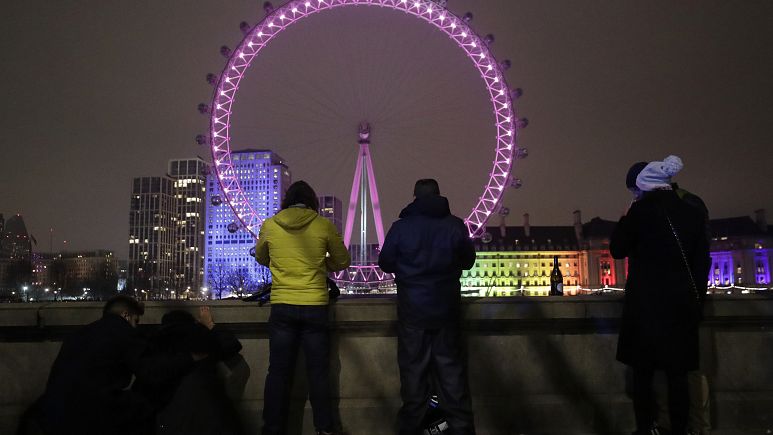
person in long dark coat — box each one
[611,156,710,435]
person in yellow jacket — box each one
[254,180,350,435]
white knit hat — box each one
[635,155,684,191]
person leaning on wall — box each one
[254,180,351,435]
[611,156,711,435]
[627,160,715,435]
[379,178,477,435]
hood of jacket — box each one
[273,207,319,230]
[399,195,451,219]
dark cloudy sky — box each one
[1,0,772,259]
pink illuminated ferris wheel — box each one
[201,0,528,238]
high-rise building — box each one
[0,214,32,295]
[318,195,343,234]
[204,149,291,298]
[168,158,209,293]
[0,214,32,259]
[128,176,176,297]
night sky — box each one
[1,1,772,259]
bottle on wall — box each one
[550,255,563,296]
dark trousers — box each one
[262,304,333,435]
[633,367,689,435]
[397,322,475,435]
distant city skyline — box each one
[1,0,771,258]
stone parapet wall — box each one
[1,295,771,434]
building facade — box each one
[204,149,291,298]
[128,176,176,297]
[707,210,772,287]
[318,195,343,234]
[168,158,209,293]
[463,213,583,296]
[463,209,773,297]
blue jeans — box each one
[262,304,333,435]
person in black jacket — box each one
[612,156,711,435]
[35,295,198,435]
[378,179,477,435]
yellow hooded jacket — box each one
[254,206,351,305]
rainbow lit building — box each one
[463,209,773,296]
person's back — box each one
[379,190,475,328]
[41,313,148,434]
[612,189,708,343]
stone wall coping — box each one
[1,294,771,328]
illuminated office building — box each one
[204,149,291,297]
[128,176,176,296]
[168,158,209,293]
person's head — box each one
[625,161,648,199]
[103,295,144,328]
[636,155,683,192]
[413,179,440,198]
[281,180,319,210]
[161,310,196,327]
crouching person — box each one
[138,306,248,435]
[35,295,198,435]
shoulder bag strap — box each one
[664,212,700,301]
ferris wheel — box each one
[198,0,528,238]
